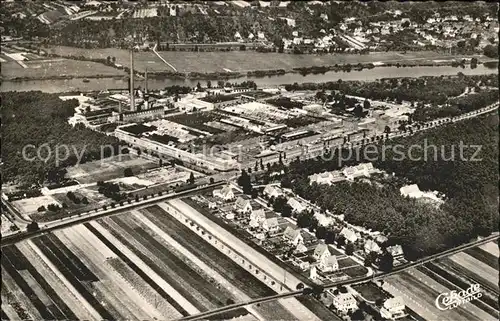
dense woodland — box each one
[280,113,499,259]
[1,92,119,187]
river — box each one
[1,64,497,93]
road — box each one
[153,43,178,72]
[1,197,32,227]
[0,181,225,247]
[177,234,499,321]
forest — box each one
[1,92,120,187]
[280,113,498,259]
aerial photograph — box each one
[0,1,498,321]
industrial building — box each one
[115,124,239,172]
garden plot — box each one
[11,195,60,217]
[447,252,498,291]
[135,167,192,185]
[66,154,158,184]
[1,268,44,321]
[56,225,162,321]
[479,241,499,257]
[15,241,92,320]
[139,205,299,319]
[86,220,192,318]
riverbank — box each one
[2,60,496,83]
[1,64,497,93]
[3,44,495,82]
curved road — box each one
[177,234,499,321]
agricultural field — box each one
[1,204,307,321]
[43,46,488,73]
[44,46,170,73]
[1,58,125,80]
[66,154,159,184]
[382,241,499,321]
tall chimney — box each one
[129,50,135,111]
[145,68,148,94]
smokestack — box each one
[145,68,148,94]
[130,50,135,111]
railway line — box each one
[1,181,225,248]
[177,234,499,321]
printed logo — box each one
[435,284,482,311]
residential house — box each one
[263,185,283,199]
[213,185,235,201]
[293,37,303,45]
[208,202,217,209]
[298,260,310,271]
[318,255,339,272]
[387,245,404,258]
[309,265,318,280]
[257,31,266,40]
[234,31,243,42]
[234,196,252,213]
[287,197,306,213]
[340,227,358,243]
[294,242,308,254]
[248,33,255,40]
[225,212,235,220]
[332,292,358,313]
[380,297,406,320]
[313,243,331,262]
[375,234,388,244]
[364,239,382,254]
[262,217,280,234]
[249,209,266,228]
[283,226,303,246]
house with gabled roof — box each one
[294,242,308,254]
[364,239,382,254]
[263,185,283,199]
[318,255,339,272]
[262,217,279,234]
[287,197,306,213]
[332,291,357,313]
[283,226,303,246]
[313,243,331,262]
[249,209,266,227]
[340,227,358,243]
[387,245,404,258]
[234,196,252,213]
[380,297,406,319]
[213,185,235,201]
